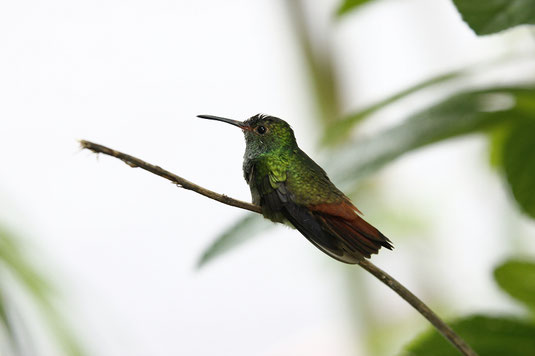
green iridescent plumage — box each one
[198,113,393,263]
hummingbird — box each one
[198,113,393,263]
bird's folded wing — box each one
[260,171,392,263]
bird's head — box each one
[198,113,297,154]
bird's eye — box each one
[256,125,267,134]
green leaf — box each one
[452,0,535,35]
[323,70,465,144]
[336,0,375,16]
[197,214,273,268]
[0,226,86,356]
[487,125,512,168]
[503,120,535,218]
[494,260,535,311]
[330,87,535,183]
[0,291,14,346]
[0,229,53,299]
[325,54,532,144]
[404,315,535,356]
[286,0,341,125]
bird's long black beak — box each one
[197,114,246,129]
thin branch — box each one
[80,139,478,356]
[357,260,477,355]
[79,140,261,214]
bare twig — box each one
[80,139,478,356]
[357,260,477,355]
[79,140,261,214]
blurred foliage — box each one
[487,125,512,169]
[404,315,535,356]
[503,121,535,219]
[452,0,535,35]
[331,88,535,182]
[197,214,273,268]
[336,0,374,16]
[336,0,535,34]
[322,70,465,144]
[0,226,85,356]
[285,0,342,124]
[494,260,535,312]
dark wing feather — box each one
[259,175,388,264]
[256,174,357,263]
[283,201,362,264]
